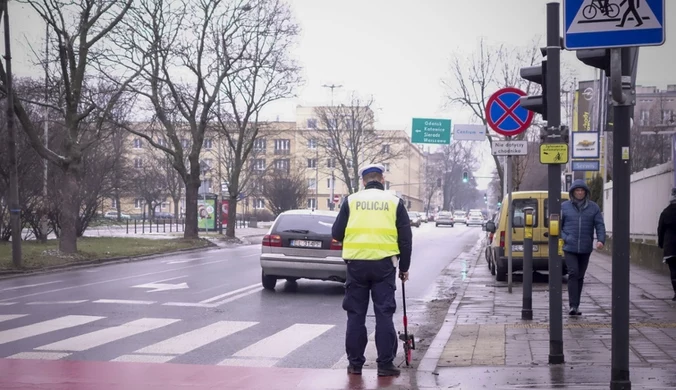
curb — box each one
[0,240,218,280]
[415,237,486,389]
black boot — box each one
[347,364,362,375]
[377,362,401,377]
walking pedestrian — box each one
[657,187,676,301]
[561,179,606,315]
[332,163,413,377]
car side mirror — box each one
[485,221,496,233]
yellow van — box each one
[485,191,569,282]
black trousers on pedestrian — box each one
[667,257,676,295]
[342,258,398,367]
[564,251,591,308]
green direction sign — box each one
[411,118,451,144]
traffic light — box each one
[462,171,468,183]
[575,49,611,76]
[519,57,548,121]
[484,193,488,203]
[497,201,502,208]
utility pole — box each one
[3,0,22,267]
[322,84,342,106]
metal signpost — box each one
[485,87,533,293]
[564,0,665,387]
[411,118,452,144]
[522,207,535,320]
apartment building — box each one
[109,106,425,218]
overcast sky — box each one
[4,0,675,189]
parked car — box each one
[408,212,422,227]
[103,211,131,220]
[260,209,344,290]
[420,213,429,223]
[435,211,454,227]
[453,211,466,224]
[485,191,570,282]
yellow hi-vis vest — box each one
[342,189,400,260]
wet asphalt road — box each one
[0,223,482,369]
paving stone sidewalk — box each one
[418,242,676,389]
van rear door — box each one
[509,196,539,255]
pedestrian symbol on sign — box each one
[567,0,662,34]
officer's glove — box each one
[399,271,409,282]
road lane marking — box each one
[164,283,261,308]
[0,259,232,303]
[218,323,334,367]
[0,302,17,306]
[0,315,104,345]
[0,281,63,292]
[35,318,179,352]
[0,314,27,323]
[27,300,88,305]
[112,320,259,363]
[6,351,70,360]
[199,283,259,304]
[93,299,155,305]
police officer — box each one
[332,163,413,377]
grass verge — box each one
[0,237,212,271]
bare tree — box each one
[130,158,167,220]
[443,38,575,195]
[436,142,480,210]
[305,95,407,194]
[259,163,308,216]
[0,0,135,253]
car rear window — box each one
[273,214,336,235]
[512,199,538,227]
[438,212,452,217]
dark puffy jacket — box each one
[658,203,676,258]
[561,179,606,254]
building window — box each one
[133,138,142,149]
[254,199,265,209]
[327,178,331,188]
[327,118,337,129]
[308,138,317,149]
[327,158,336,168]
[181,138,190,148]
[134,199,143,209]
[134,158,143,168]
[274,139,290,154]
[384,163,390,172]
[252,159,266,171]
[203,138,213,149]
[253,138,266,151]
[308,178,317,190]
[307,158,317,168]
[307,198,317,209]
[157,138,167,147]
[307,119,317,129]
[385,181,391,190]
[201,159,213,170]
[111,198,118,208]
[663,110,674,123]
[274,159,290,172]
[382,144,390,153]
[640,110,649,125]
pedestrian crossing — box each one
[0,313,397,368]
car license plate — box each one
[290,240,322,248]
[511,245,539,252]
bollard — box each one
[521,206,534,320]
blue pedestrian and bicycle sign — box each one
[564,0,665,50]
[485,87,533,137]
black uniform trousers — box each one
[342,257,398,367]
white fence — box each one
[603,162,674,240]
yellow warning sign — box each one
[540,144,569,164]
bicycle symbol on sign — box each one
[583,0,621,19]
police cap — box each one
[358,163,385,177]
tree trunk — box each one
[173,196,180,219]
[58,169,79,253]
[226,194,238,238]
[183,179,200,239]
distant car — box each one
[453,211,467,224]
[420,213,429,223]
[260,209,344,290]
[466,211,484,226]
[435,211,454,227]
[408,212,422,227]
[104,211,131,220]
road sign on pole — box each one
[411,118,451,144]
[486,88,534,136]
[491,140,528,156]
[452,124,486,141]
[563,0,665,50]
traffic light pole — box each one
[545,2,564,365]
[609,47,632,390]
